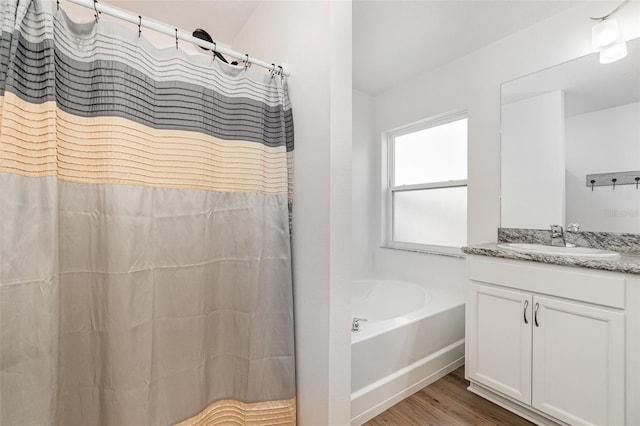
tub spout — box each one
[352,317,368,332]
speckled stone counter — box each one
[462,228,640,275]
[498,228,640,255]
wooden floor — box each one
[364,366,534,426]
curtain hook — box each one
[56,0,59,11]
[277,65,283,77]
[612,178,617,190]
[590,179,595,191]
[244,53,251,70]
[270,63,276,78]
[212,41,217,62]
[175,28,179,50]
[635,177,639,189]
[138,16,142,37]
[93,0,100,23]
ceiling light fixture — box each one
[590,0,630,64]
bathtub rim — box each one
[350,280,465,344]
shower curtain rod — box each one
[64,0,291,77]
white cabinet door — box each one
[467,283,532,404]
[532,296,625,426]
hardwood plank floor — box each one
[364,366,534,426]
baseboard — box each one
[351,339,465,426]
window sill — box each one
[382,241,466,258]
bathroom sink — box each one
[497,243,620,259]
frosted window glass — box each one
[393,187,467,247]
[394,118,467,185]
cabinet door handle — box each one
[534,302,540,327]
[523,300,529,324]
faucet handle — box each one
[351,317,368,332]
[549,224,566,247]
[550,224,563,235]
[567,223,580,232]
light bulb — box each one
[592,18,621,52]
[599,41,628,64]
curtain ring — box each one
[93,0,100,22]
[175,28,179,50]
[138,16,142,37]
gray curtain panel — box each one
[0,1,296,424]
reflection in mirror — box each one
[500,37,640,233]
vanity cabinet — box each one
[467,284,532,404]
[466,255,633,426]
[531,295,624,425]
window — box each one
[384,112,467,255]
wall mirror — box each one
[500,37,640,234]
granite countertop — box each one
[462,228,640,275]
[462,243,640,275]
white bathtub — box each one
[350,279,465,425]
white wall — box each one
[501,91,565,229]
[328,3,352,423]
[352,90,375,278]
[234,2,352,425]
[353,1,640,289]
[566,102,640,233]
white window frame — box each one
[382,110,468,257]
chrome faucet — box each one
[550,224,566,247]
[351,317,368,332]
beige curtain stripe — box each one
[2,97,286,161]
[175,397,296,426]
[0,93,290,195]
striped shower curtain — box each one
[0,1,295,424]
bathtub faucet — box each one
[351,317,368,332]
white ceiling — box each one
[353,0,584,95]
